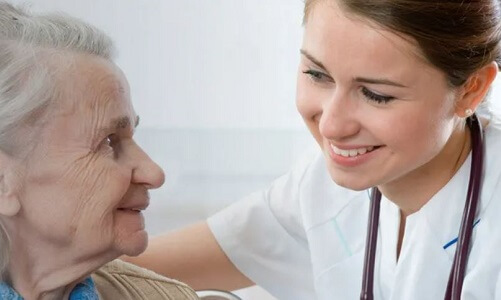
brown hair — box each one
[304,0,501,87]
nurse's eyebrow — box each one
[301,49,407,88]
[355,77,408,88]
[300,49,328,70]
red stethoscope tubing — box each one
[360,114,484,300]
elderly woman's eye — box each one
[102,134,118,149]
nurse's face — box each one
[296,1,463,190]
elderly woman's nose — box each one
[131,149,166,189]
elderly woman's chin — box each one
[115,231,149,257]
[113,213,150,256]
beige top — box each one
[92,259,199,300]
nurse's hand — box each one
[122,221,254,291]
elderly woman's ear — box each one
[0,150,21,217]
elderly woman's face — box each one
[16,55,165,258]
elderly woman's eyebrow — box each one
[94,116,140,141]
[114,116,130,129]
[112,115,140,130]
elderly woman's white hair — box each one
[0,2,116,280]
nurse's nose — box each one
[318,92,360,140]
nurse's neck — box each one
[379,122,471,259]
[379,122,471,218]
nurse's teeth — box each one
[331,145,377,157]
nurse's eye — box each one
[361,87,395,104]
[303,69,333,83]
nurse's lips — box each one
[328,142,383,167]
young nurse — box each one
[125,0,501,299]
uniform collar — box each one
[418,120,500,258]
[413,153,473,258]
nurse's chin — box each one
[327,171,375,192]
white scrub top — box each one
[208,117,501,300]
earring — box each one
[465,108,473,117]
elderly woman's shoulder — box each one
[92,259,199,300]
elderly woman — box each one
[0,3,198,300]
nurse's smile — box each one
[328,142,383,167]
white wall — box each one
[9,0,501,127]
[14,0,306,130]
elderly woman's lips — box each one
[117,208,143,212]
[116,202,149,212]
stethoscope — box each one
[360,113,484,300]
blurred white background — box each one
[9,1,501,299]
[22,0,306,130]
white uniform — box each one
[208,117,501,300]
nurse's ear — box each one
[0,150,21,217]
[455,61,498,117]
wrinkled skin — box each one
[1,53,165,298]
[19,54,165,257]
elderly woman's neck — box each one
[6,239,115,300]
